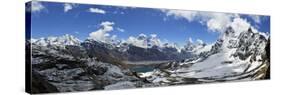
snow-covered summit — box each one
[32,34,80,47]
[126,33,162,48]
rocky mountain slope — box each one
[29,25,270,93]
[29,35,146,93]
[138,27,270,85]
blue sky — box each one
[29,1,270,46]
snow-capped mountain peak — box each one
[137,33,147,40]
[32,34,80,46]
[183,37,207,52]
[147,34,161,48]
[126,33,162,48]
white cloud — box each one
[116,27,125,32]
[196,39,204,44]
[64,3,76,13]
[229,18,251,35]
[89,21,115,42]
[31,1,45,13]
[100,21,114,30]
[138,33,147,38]
[89,8,106,14]
[163,10,238,32]
[110,35,117,40]
[205,13,236,32]
[249,15,262,24]
[164,10,198,22]
[163,9,266,38]
[150,34,157,38]
[188,37,193,43]
[225,17,268,39]
[127,36,147,48]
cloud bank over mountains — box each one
[162,9,267,33]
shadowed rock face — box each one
[31,71,59,94]
[30,42,143,93]
[81,39,193,62]
[264,38,270,79]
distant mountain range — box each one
[31,31,212,62]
